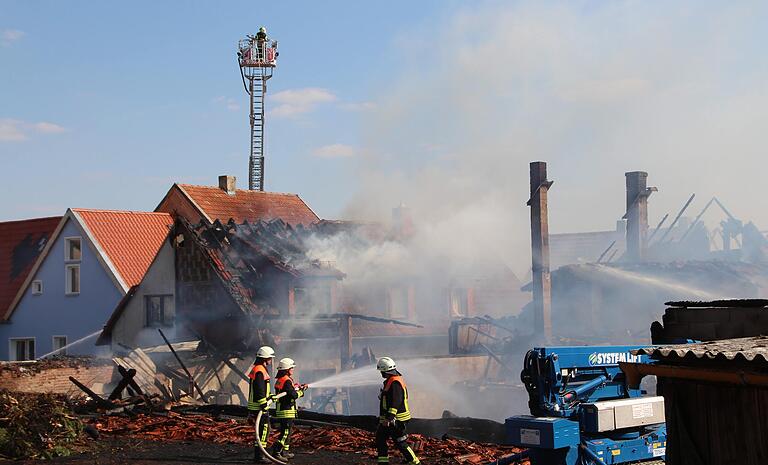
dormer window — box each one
[65,237,81,261]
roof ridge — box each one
[177,184,301,197]
[0,215,63,225]
[71,208,173,216]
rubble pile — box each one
[0,356,110,376]
[94,412,525,463]
[0,391,84,459]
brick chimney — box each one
[218,175,236,195]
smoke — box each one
[339,0,768,275]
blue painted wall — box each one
[0,219,123,359]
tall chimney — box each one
[528,161,553,341]
[624,171,656,261]
[392,202,414,239]
[218,175,237,195]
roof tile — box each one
[72,209,173,287]
[0,216,61,315]
[178,184,319,226]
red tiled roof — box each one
[177,184,319,226]
[0,216,62,316]
[72,209,173,287]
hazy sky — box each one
[2,1,768,248]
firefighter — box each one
[248,345,275,463]
[256,26,268,42]
[375,357,420,465]
[271,358,308,461]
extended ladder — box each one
[248,66,270,191]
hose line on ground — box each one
[255,392,288,465]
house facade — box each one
[0,209,172,360]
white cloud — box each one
[312,143,356,158]
[0,119,26,141]
[0,118,67,142]
[213,96,240,112]
[33,122,66,134]
[339,101,377,112]
[270,88,336,117]
[2,29,25,46]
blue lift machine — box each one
[506,346,667,464]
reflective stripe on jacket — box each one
[248,364,271,411]
[380,375,411,421]
[274,374,304,418]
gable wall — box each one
[111,239,176,349]
[0,220,122,359]
[156,186,207,224]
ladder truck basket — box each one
[238,38,278,67]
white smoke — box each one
[338,1,768,275]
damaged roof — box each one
[160,184,319,226]
[636,336,768,368]
[182,218,344,315]
[0,216,62,317]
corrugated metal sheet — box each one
[636,335,768,365]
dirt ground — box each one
[13,437,459,465]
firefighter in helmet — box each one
[248,346,275,463]
[256,26,268,42]
[271,357,308,461]
[375,357,420,464]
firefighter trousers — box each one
[272,418,294,453]
[375,420,420,464]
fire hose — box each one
[254,391,287,464]
[253,386,307,465]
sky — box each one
[0,1,460,220]
[3,1,768,269]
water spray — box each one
[36,329,102,360]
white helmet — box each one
[377,356,397,372]
[256,346,275,358]
[277,357,296,370]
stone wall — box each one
[0,361,116,395]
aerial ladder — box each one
[237,28,278,191]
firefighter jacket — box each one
[379,375,411,422]
[274,374,304,419]
[248,364,271,411]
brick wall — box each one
[0,365,116,395]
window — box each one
[64,237,82,261]
[450,288,470,318]
[294,286,331,314]
[31,280,43,295]
[65,265,80,294]
[52,336,67,356]
[145,295,174,327]
[10,338,35,361]
[387,287,409,319]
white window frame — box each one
[31,280,43,295]
[52,335,68,356]
[65,264,80,295]
[64,236,82,262]
[9,337,36,361]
